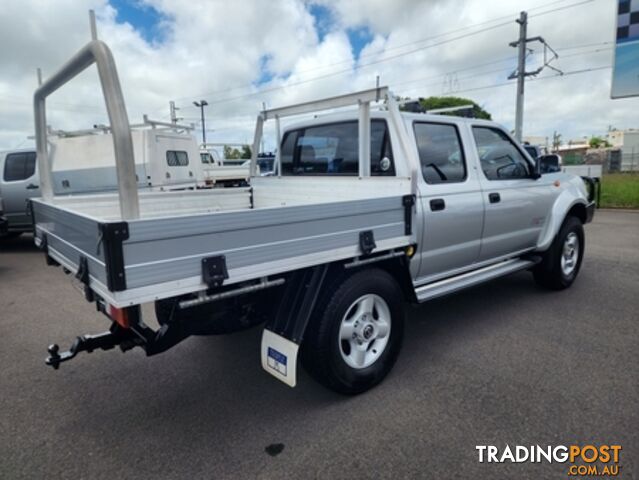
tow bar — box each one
[45,323,145,369]
[45,306,192,369]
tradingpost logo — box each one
[476,444,622,476]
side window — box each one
[472,127,532,180]
[166,150,189,167]
[200,153,211,164]
[413,123,466,184]
[280,120,394,176]
[3,152,36,181]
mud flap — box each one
[260,264,329,387]
[261,329,299,387]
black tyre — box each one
[533,216,584,290]
[301,268,404,395]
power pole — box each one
[169,101,181,124]
[508,11,562,142]
[512,11,527,142]
[169,101,184,125]
[193,100,208,144]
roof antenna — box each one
[89,9,98,40]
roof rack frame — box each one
[249,87,390,178]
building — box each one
[607,129,639,171]
[556,141,589,165]
[523,135,549,149]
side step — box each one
[414,258,536,303]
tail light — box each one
[106,305,131,329]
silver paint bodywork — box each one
[28,36,590,307]
[32,177,413,307]
[31,108,590,307]
[404,114,589,285]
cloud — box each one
[0,0,637,151]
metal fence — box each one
[559,150,639,172]
[562,152,585,165]
[619,152,639,172]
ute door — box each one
[413,121,484,282]
[471,125,554,261]
[1,151,38,230]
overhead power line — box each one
[176,44,612,125]
[373,44,610,100]
[0,44,610,118]
[173,20,515,108]
[314,0,587,73]
[1,0,604,118]
[171,0,596,106]
[400,65,611,97]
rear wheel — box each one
[301,268,404,395]
[533,216,584,290]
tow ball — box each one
[45,311,193,369]
[45,325,139,369]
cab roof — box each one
[281,109,500,132]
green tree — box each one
[241,145,252,159]
[402,96,492,120]
[552,131,562,151]
[223,145,242,159]
[588,136,611,149]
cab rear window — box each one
[280,120,394,176]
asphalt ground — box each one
[0,209,637,479]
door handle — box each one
[430,198,446,211]
[489,192,500,204]
[26,183,39,190]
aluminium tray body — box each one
[32,187,412,307]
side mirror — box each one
[539,154,562,174]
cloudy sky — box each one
[0,0,635,151]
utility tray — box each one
[32,177,413,307]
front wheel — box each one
[533,216,584,290]
[301,268,404,395]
